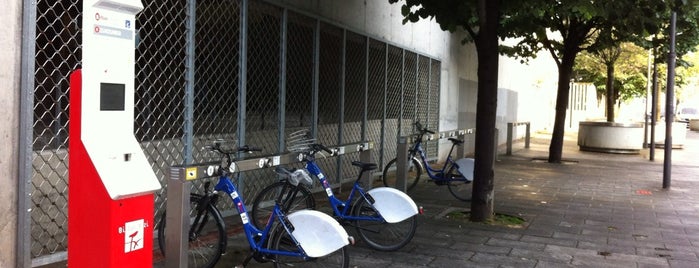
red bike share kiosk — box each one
[68,0,161,267]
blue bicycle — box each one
[157,141,352,268]
[251,132,419,251]
[382,121,474,201]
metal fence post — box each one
[494,128,499,162]
[165,167,190,268]
[379,43,388,169]
[278,9,288,154]
[311,19,320,138]
[457,132,466,158]
[525,122,531,149]
[395,136,409,192]
[506,122,513,156]
[18,0,38,264]
[359,143,373,189]
[183,0,197,164]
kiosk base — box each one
[68,70,155,267]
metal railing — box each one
[164,141,373,268]
[506,122,531,155]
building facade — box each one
[3,0,561,266]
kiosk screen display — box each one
[100,83,125,111]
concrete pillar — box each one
[0,0,23,267]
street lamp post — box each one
[663,10,677,189]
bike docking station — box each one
[165,141,374,267]
[394,127,477,191]
[68,0,161,267]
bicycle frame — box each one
[410,137,462,182]
[304,160,384,222]
[213,175,307,258]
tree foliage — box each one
[574,43,649,116]
[391,0,699,217]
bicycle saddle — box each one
[448,138,464,145]
[351,161,377,171]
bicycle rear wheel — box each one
[250,181,315,230]
[271,224,349,268]
[351,197,417,251]
[382,157,422,191]
[447,173,472,201]
[157,194,226,268]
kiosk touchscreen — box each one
[68,0,161,267]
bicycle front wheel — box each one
[250,181,315,230]
[382,157,422,191]
[157,194,226,268]
[271,225,349,268]
[351,197,417,251]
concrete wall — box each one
[0,0,22,267]
[270,0,559,159]
[310,0,560,136]
[268,0,469,130]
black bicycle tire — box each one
[270,224,350,268]
[381,157,422,191]
[351,197,417,251]
[446,169,472,201]
[157,194,227,268]
[250,181,315,230]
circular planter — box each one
[646,122,688,149]
[690,119,699,131]
[578,121,644,154]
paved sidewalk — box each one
[199,130,699,268]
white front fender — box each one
[454,158,474,182]
[366,187,418,223]
[287,210,349,257]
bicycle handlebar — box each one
[203,141,262,155]
[413,121,435,136]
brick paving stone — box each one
[534,260,576,268]
[470,252,537,268]
[486,237,546,251]
[449,241,511,255]
[520,235,578,248]
[570,255,639,267]
[636,247,699,262]
[668,259,699,268]
[576,240,637,255]
[509,247,573,264]
[603,251,670,266]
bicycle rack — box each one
[506,122,531,155]
[164,141,374,268]
[394,128,476,192]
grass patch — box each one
[445,210,526,228]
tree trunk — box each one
[605,63,615,122]
[548,48,577,163]
[470,0,498,222]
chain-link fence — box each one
[27,0,441,264]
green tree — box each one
[575,43,650,121]
[636,1,699,120]
[389,0,503,222]
[500,0,672,162]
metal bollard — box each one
[359,143,373,190]
[395,137,409,192]
[165,167,190,268]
